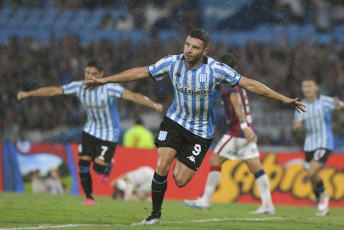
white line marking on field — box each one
[1,216,339,229]
[0,224,112,230]
[131,217,293,226]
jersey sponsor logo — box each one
[158,131,168,141]
[175,83,209,97]
[187,155,196,163]
[199,73,208,83]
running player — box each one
[184,53,274,214]
[83,29,306,224]
[294,78,344,216]
[17,60,163,205]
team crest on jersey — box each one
[158,131,168,141]
[198,74,207,83]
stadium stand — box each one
[0,0,343,151]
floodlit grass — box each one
[0,192,343,230]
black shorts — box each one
[305,148,331,165]
[79,132,117,163]
[154,116,212,171]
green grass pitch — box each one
[0,193,343,230]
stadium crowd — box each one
[1,0,344,148]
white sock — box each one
[256,174,273,208]
[201,170,221,206]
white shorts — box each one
[213,134,260,161]
[127,166,154,195]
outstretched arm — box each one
[238,77,307,113]
[17,86,63,101]
[229,92,257,142]
[122,89,163,112]
[83,67,150,90]
[334,97,344,110]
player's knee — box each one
[174,176,187,188]
[156,162,170,175]
[93,162,107,174]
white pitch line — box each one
[1,216,338,229]
[131,217,293,226]
[0,224,113,230]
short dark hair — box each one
[86,60,104,72]
[302,77,320,85]
[188,29,210,48]
[220,53,237,69]
[135,118,143,125]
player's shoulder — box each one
[161,54,181,62]
[319,95,334,101]
[105,82,124,90]
[211,58,233,71]
[63,80,83,87]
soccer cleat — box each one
[100,158,115,183]
[316,208,330,216]
[317,191,330,216]
[142,211,161,225]
[250,206,275,214]
[184,198,210,210]
[83,198,95,205]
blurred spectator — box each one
[31,170,46,194]
[1,1,344,147]
[270,0,306,24]
[123,118,155,149]
[45,169,66,195]
[311,0,331,32]
[100,14,116,30]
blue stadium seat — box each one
[94,30,119,43]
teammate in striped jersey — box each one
[83,29,306,224]
[17,60,163,205]
[184,53,274,214]
[294,78,344,216]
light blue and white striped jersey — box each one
[148,54,242,139]
[62,81,125,143]
[295,95,336,151]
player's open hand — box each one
[154,103,163,112]
[83,77,106,90]
[282,98,307,113]
[17,91,29,101]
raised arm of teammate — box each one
[83,67,150,91]
[122,90,163,112]
[238,77,307,113]
[17,86,63,100]
[229,92,257,142]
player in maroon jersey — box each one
[184,53,275,214]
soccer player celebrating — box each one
[184,53,274,214]
[17,60,163,205]
[83,29,306,224]
[294,78,344,216]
